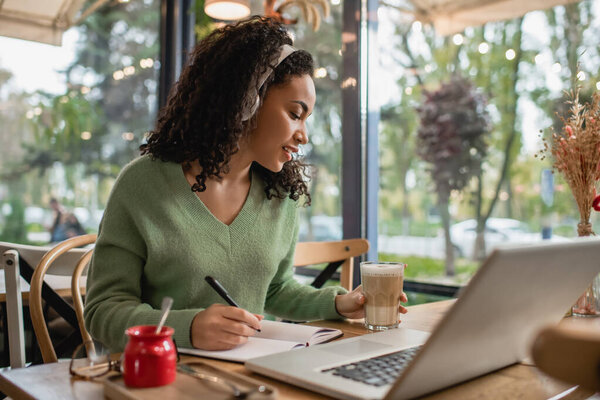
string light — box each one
[452,34,463,45]
[139,58,154,69]
[122,132,135,141]
[552,63,562,73]
[123,66,135,76]
[314,67,327,79]
[113,70,125,80]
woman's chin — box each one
[257,162,284,173]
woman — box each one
[84,16,407,352]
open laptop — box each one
[246,238,600,399]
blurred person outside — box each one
[48,198,86,243]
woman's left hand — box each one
[334,285,408,319]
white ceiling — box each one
[406,0,582,35]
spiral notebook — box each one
[179,320,343,363]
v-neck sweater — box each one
[84,155,347,351]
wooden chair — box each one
[293,238,369,290]
[532,322,600,391]
[0,241,90,368]
[29,234,96,363]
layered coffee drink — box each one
[360,262,405,330]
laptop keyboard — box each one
[321,346,422,387]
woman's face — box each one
[247,74,316,172]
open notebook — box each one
[179,320,343,363]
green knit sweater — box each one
[84,155,347,351]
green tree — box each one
[416,76,489,275]
[5,0,160,209]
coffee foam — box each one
[361,263,404,276]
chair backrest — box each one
[293,238,369,290]
[29,234,97,363]
[532,322,600,391]
[71,248,94,346]
[0,241,89,277]
[1,241,93,368]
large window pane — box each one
[375,1,600,292]
[0,0,160,245]
[290,7,344,244]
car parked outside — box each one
[298,215,343,242]
[450,218,568,258]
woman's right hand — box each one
[190,304,263,350]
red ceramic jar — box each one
[123,325,177,388]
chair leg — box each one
[310,261,344,288]
[23,305,37,365]
[0,303,9,367]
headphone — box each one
[241,44,297,121]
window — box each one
[272,5,345,242]
[375,0,600,291]
[0,0,160,244]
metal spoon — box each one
[155,296,173,334]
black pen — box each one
[205,276,261,332]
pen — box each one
[205,276,261,332]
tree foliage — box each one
[416,75,490,274]
[416,75,489,202]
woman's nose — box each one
[295,130,308,145]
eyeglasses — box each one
[69,340,120,380]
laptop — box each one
[246,238,600,400]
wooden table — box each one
[0,300,596,400]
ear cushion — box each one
[241,94,260,121]
[240,44,297,122]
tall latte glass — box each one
[360,261,405,331]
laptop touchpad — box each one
[321,339,392,356]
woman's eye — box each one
[290,112,300,120]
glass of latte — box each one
[360,261,406,331]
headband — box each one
[241,44,297,121]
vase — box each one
[571,221,600,317]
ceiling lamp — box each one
[204,0,251,21]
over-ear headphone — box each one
[241,44,297,121]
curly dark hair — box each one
[140,16,313,204]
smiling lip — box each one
[282,145,299,161]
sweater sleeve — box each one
[264,212,347,321]
[84,179,201,352]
